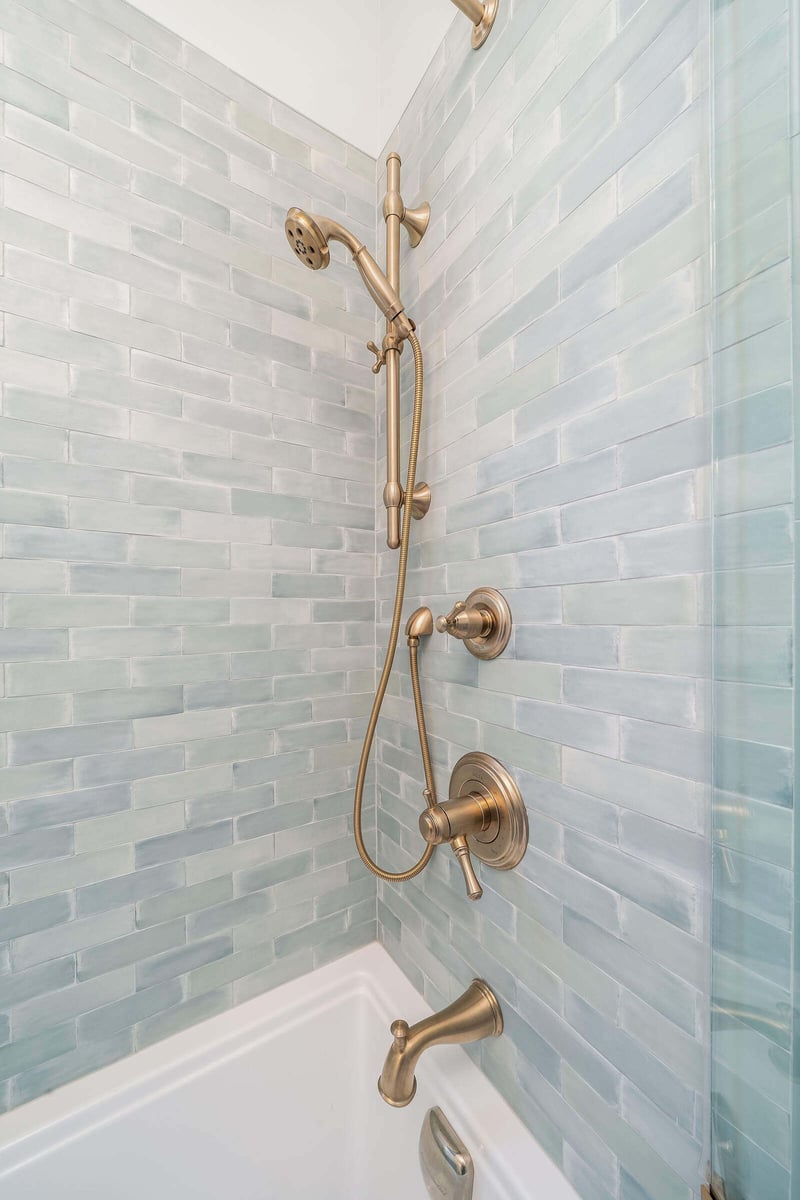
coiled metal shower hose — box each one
[353,331,439,883]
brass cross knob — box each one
[366,340,386,375]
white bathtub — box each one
[0,943,578,1199]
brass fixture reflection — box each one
[419,753,528,900]
[436,588,513,659]
[712,1000,791,1042]
[449,0,499,49]
[714,828,738,886]
[379,979,503,1107]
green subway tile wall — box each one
[374,2,712,1198]
[0,0,378,1110]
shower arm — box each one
[376,153,432,550]
[450,0,486,23]
[448,0,499,49]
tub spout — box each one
[378,979,503,1107]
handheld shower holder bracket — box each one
[382,480,430,523]
[408,482,432,521]
[367,332,405,375]
[383,182,431,250]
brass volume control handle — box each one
[435,588,512,660]
[451,836,482,900]
[436,601,491,640]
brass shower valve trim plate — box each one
[448,753,528,870]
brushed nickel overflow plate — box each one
[436,587,512,659]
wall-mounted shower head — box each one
[285,206,415,341]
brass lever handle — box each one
[419,792,499,902]
[451,835,482,900]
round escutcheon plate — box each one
[449,752,528,870]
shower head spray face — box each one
[284,205,414,341]
[285,208,330,271]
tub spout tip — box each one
[378,1075,417,1107]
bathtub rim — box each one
[0,941,578,1199]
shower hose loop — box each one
[353,332,438,883]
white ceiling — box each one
[129,0,456,157]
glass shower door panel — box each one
[710,0,798,1197]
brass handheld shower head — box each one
[285,207,415,341]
